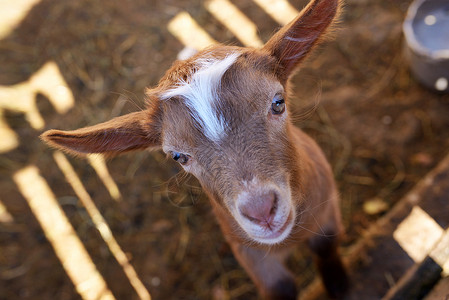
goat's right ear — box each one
[40,110,161,156]
[263,0,341,81]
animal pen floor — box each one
[0,0,448,299]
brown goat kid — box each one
[41,0,348,299]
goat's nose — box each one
[239,191,277,228]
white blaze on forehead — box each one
[162,53,240,141]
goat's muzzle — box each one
[234,183,294,245]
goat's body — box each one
[289,125,342,241]
[41,1,348,299]
[211,124,344,299]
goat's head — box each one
[41,0,340,245]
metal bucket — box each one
[403,0,449,93]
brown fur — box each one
[41,1,348,299]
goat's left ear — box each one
[263,0,341,81]
[40,110,162,156]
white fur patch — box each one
[162,53,240,142]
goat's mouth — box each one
[233,180,294,245]
[245,211,294,245]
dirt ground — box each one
[1,0,448,299]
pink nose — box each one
[239,191,278,229]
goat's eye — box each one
[171,151,190,165]
[271,94,285,115]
